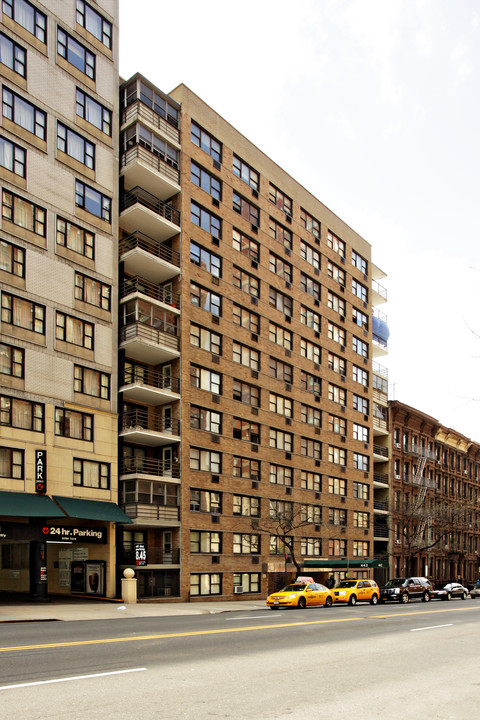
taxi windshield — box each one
[335,580,357,588]
[281,584,307,592]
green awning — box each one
[53,496,132,523]
[303,558,388,569]
[0,491,66,518]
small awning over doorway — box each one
[53,496,132,523]
[0,491,66,518]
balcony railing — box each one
[374,472,389,485]
[122,365,180,394]
[121,409,180,436]
[119,547,181,565]
[373,524,389,538]
[373,444,389,458]
[120,457,180,479]
[122,503,180,522]
[121,144,180,186]
[372,280,387,301]
[119,231,180,268]
[120,322,180,352]
[121,276,181,309]
[121,100,180,142]
[120,186,180,227]
[374,500,389,511]
[404,475,436,489]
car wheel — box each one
[400,592,409,604]
[370,594,378,605]
[348,594,357,606]
[325,596,332,607]
[446,593,451,601]
[298,597,306,610]
[462,593,467,600]
[423,592,431,602]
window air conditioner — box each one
[234,586,243,594]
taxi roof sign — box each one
[295,576,314,584]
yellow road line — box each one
[0,605,477,653]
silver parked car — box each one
[470,584,480,598]
[432,582,469,601]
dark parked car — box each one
[379,577,433,604]
[432,582,469,601]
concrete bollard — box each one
[121,567,137,604]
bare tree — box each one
[252,501,315,575]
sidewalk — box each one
[0,596,268,623]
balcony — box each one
[372,334,388,358]
[373,444,389,459]
[404,475,436,489]
[121,100,180,145]
[373,523,389,539]
[120,231,180,283]
[120,365,180,406]
[373,500,389,513]
[120,456,180,481]
[120,321,180,364]
[120,409,180,446]
[122,503,180,524]
[119,547,181,565]
[121,277,181,312]
[373,472,389,486]
[372,280,387,305]
[121,144,181,200]
[120,186,180,240]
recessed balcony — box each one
[373,472,389,487]
[373,523,389,539]
[120,277,180,313]
[120,186,180,240]
[119,231,180,284]
[120,456,180,481]
[121,100,180,145]
[373,444,389,460]
[121,144,181,200]
[373,500,389,514]
[120,409,180,447]
[120,321,180,364]
[120,365,180,406]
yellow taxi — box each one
[266,576,335,610]
[332,579,379,605]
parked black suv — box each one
[379,577,433,604]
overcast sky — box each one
[119,0,480,440]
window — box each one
[373,372,388,394]
[269,286,292,316]
[233,266,259,298]
[56,312,93,349]
[191,161,221,201]
[76,0,112,48]
[122,123,179,168]
[1,292,44,333]
[327,231,345,259]
[269,356,292,383]
[76,89,111,135]
[301,371,321,395]
[233,154,259,191]
[190,573,221,596]
[190,282,221,316]
[301,538,322,556]
[300,273,321,301]
[353,481,369,500]
[270,500,293,519]
[328,413,346,435]
[270,536,286,554]
[0,239,24,277]
[329,445,346,466]
[269,322,292,350]
[301,504,322,523]
[133,81,178,126]
[269,183,292,215]
[232,191,259,227]
[300,338,321,364]
[301,471,321,491]
[74,365,110,399]
[75,272,110,310]
[191,121,222,163]
[301,404,321,427]
[327,261,345,287]
[233,494,260,517]
[0,445,23,478]
[269,217,292,250]
[300,240,321,270]
[57,27,95,79]
[233,418,260,443]
[301,437,321,459]
[328,321,346,346]
[190,489,221,514]
[353,365,368,387]
[233,304,259,334]
[353,307,368,330]
[73,458,109,488]
[352,336,368,358]
[0,135,25,176]
[190,324,221,355]
[0,342,23,378]
[328,539,346,556]
[233,342,259,370]
[329,508,347,526]
[353,541,369,557]
[2,189,45,236]
[269,392,292,418]
[352,250,368,275]
[55,408,92,441]
[328,383,346,406]
[57,122,94,169]
[190,365,221,394]
[233,456,260,481]
[269,428,293,451]
[190,530,221,553]
[2,0,46,42]
[190,447,221,473]
[75,181,111,222]
[328,476,346,495]
[352,279,368,303]
[233,533,260,554]
[300,306,321,333]
[233,380,259,407]
[233,572,260,593]
[300,208,320,238]
[191,200,222,237]
[269,252,292,282]
[353,453,369,471]
[0,395,43,430]
[232,228,259,262]
[190,241,221,277]
[328,352,346,376]
[0,31,26,76]
[354,511,369,528]
[327,291,346,317]
[269,463,292,486]
[56,217,94,259]
[190,406,222,434]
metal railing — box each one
[404,475,436,489]
[120,457,180,479]
[121,144,180,186]
[373,524,389,538]
[121,100,180,142]
[120,186,181,227]
[121,409,180,436]
[373,473,389,485]
[373,444,389,458]
[121,364,180,394]
[374,500,389,511]
[119,231,181,268]
[120,322,180,352]
[372,361,388,378]
[372,280,387,301]
[122,503,180,522]
[120,276,181,309]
